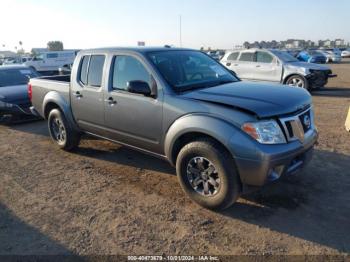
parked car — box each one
[297,50,327,64]
[207,51,220,61]
[24,51,78,73]
[58,64,72,75]
[0,65,39,121]
[2,56,32,65]
[341,49,350,58]
[29,47,318,210]
[221,49,335,90]
[317,50,342,63]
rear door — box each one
[70,54,106,133]
[253,51,282,82]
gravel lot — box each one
[1,59,350,256]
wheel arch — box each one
[42,91,80,131]
[164,114,240,166]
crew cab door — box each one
[234,51,256,79]
[103,54,163,154]
[253,51,282,82]
[70,54,106,133]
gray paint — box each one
[30,47,318,187]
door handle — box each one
[256,65,261,68]
[105,97,117,105]
[74,91,83,98]
[234,64,239,66]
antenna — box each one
[179,15,182,47]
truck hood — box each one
[180,81,312,118]
[0,84,29,104]
[284,61,330,71]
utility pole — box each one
[179,15,182,47]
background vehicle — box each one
[207,50,220,61]
[341,49,350,58]
[297,50,327,64]
[24,51,78,73]
[29,47,318,210]
[58,64,72,75]
[221,48,335,90]
[317,50,342,63]
[0,65,39,121]
[2,56,32,65]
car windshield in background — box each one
[147,50,238,92]
[270,50,299,62]
[0,68,38,87]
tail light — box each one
[28,83,32,101]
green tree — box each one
[47,41,64,51]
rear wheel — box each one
[48,109,80,151]
[286,75,308,90]
[176,138,241,210]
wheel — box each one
[286,75,308,90]
[176,138,241,210]
[48,109,80,151]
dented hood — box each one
[180,81,312,118]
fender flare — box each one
[164,113,240,165]
[42,91,80,131]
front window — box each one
[112,56,150,91]
[270,50,299,62]
[256,51,274,63]
[0,68,38,87]
[147,50,237,92]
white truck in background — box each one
[24,50,79,73]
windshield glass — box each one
[0,68,38,87]
[270,50,299,62]
[147,50,238,92]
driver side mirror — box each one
[127,81,152,96]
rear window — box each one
[227,52,239,61]
[47,53,58,59]
[0,68,38,87]
[87,55,105,87]
[239,52,255,62]
[79,55,105,87]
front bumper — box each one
[232,129,318,187]
[306,70,336,89]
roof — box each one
[80,46,194,54]
[0,65,31,70]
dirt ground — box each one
[1,59,350,257]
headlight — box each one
[242,120,286,144]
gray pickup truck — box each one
[29,47,318,210]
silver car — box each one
[221,48,335,90]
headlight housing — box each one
[242,120,286,144]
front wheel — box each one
[48,109,80,151]
[176,138,241,210]
[286,75,308,90]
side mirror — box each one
[127,81,152,96]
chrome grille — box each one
[280,108,314,143]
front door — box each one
[70,54,106,134]
[104,54,163,154]
[253,51,283,82]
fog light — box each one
[267,165,285,182]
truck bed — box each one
[30,75,71,118]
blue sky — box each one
[1,0,349,51]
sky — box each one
[1,0,349,52]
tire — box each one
[48,109,80,151]
[286,75,309,90]
[176,138,241,210]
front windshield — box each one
[270,50,299,62]
[0,68,38,87]
[147,50,238,92]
